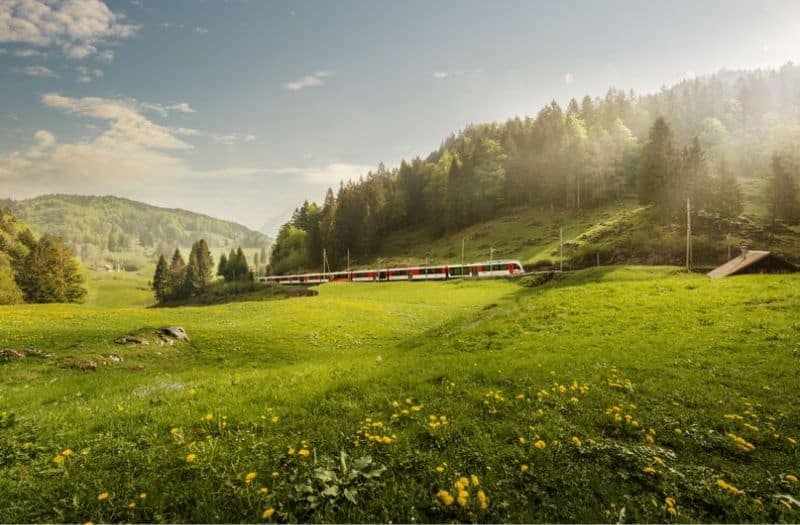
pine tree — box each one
[217,253,228,278]
[638,117,681,219]
[769,154,799,225]
[152,255,169,301]
[183,248,203,297]
[15,235,86,303]
[168,248,186,296]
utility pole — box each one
[490,246,495,276]
[559,227,564,272]
[686,197,693,272]
[347,248,350,272]
[461,238,465,268]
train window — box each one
[450,266,464,276]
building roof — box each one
[707,250,772,279]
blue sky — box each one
[1,0,799,232]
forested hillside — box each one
[0,195,272,270]
[270,64,800,273]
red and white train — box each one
[260,260,525,285]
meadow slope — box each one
[1,268,799,523]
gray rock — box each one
[159,326,189,341]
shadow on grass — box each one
[151,281,318,308]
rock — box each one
[158,326,189,342]
[79,361,97,371]
[106,354,124,363]
[115,335,149,346]
[0,348,26,359]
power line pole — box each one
[559,227,564,272]
[461,238,465,268]
[347,248,350,271]
[686,197,693,272]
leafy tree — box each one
[15,235,86,303]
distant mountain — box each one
[0,195,271,268]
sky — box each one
[1,0,799,233]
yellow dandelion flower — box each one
[645,434,655,444]
[298,448,311,457]
[271,471,279,478]
[203,413,213,422]
[786,474,798,483]
[53,454,65,465]
[170,427,180,435]
[61,449,74,457]
[454,477,469,491]
[185,453,197,462]
[128,502,136,509]
[97,492,109,501]
[569,397,579,404]
[259,487,269,494]
[518,436,526,445]
[534,440,546,449]
[271,416,278,423]
[470,474,480,487]
[477,489,489,510]
[391,400,400,408]
[520,464,529,472]
[138,492,147,500]
[245,472,257,484]
[457,489,469,507]
[437,489,454,506]
[571,436,582,447]
[435,466,445,473]
[674,428,682,435]
[643,466,656,474]
[262,507,275,520]
[288,447,296,455]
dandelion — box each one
[185,453,197,462]
[534,440,546,449]
[457,489,469,507]
[716,478,743,496]
[435,466,445,473]
[520,464,529,472]
[477,489,489,510]
[569,397,579,405]
[61,449,73,457]
[288,447,296,455]
[454,477,469,491]
[571,436,582,447]
[271,416,278,423]
[203,413,213,422]
[97,492,109,501]
[128,502,136,509]
[271,471,279,478]
[470,474,480,487]
[170,427,180,436]
[645,434,655,444]
[643,466,656,474]
[262,507,276,520]
[259,487,269,494]
[786,474,798,483]
[245,472,257,484]
[139,492,147,500]
[674,428,682,435]
[437,489,454,506]
[298,448,311,457]
[53,454,65,465]
[518,436,526,445]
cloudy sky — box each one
[1,0,799,233]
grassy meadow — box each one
[1,267,799,523]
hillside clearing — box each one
[1,268,799,522]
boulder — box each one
[159,326,189,342]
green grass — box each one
[1,268,799,523]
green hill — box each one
[1,268,799,522]
[0,195,271,271]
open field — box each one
[1,268,799,522]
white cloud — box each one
[41,93,192,150]
[564,72,574,85]
[15,65,58,77]
[97,49,114,62]
[140,101,197,117]
[284,71,334,91]
[76,65,103,83]
[212,133,256,145]
[0,0,138,59]
[194,26,208,34]
[433,72,449,79]
[13,48,46,57]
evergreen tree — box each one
[183,248,203,297]
[15,235,86,303]
[638,117,682,219]
[152,255,169,301]
[217,253,228,278]
[168,248,186,296]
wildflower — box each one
[457,489,469,507]
[203,413,213,422]
[454,477,469,491]
[569,397,579,405]
[716,478,743,496]
[534,440,546,449]
[645,434,655,444]
[728,433,755,452]
[470,474,480,487]
[262,507,275,520]
[643,466,656,474]
[139,492,147,500]
[391,400,400,408]
[298,448,311,457]
[128,502,136,509]
[271,471,279,478]
[245,472,257,484]
[97,492,109,501]
[520,464,529,472]
[271,416,278,423]
[259,487,269,494]
[786,474,798,483]
[53,454,65,465]
[185,453,197,462]
[653,457,664,466]
[61,449,73,457]
[288,447,296,455]
[571,436,582,447]
[435,466,445,473]
[477,489,489,510]
[437,489,454,506]
[518,436,526,445]
[170,427,180,436]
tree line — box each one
[270,64,800,274]
[151,241,253,302]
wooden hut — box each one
[707,249,797,279]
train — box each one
[259,260,525,285]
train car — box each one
[260,259,524,285]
